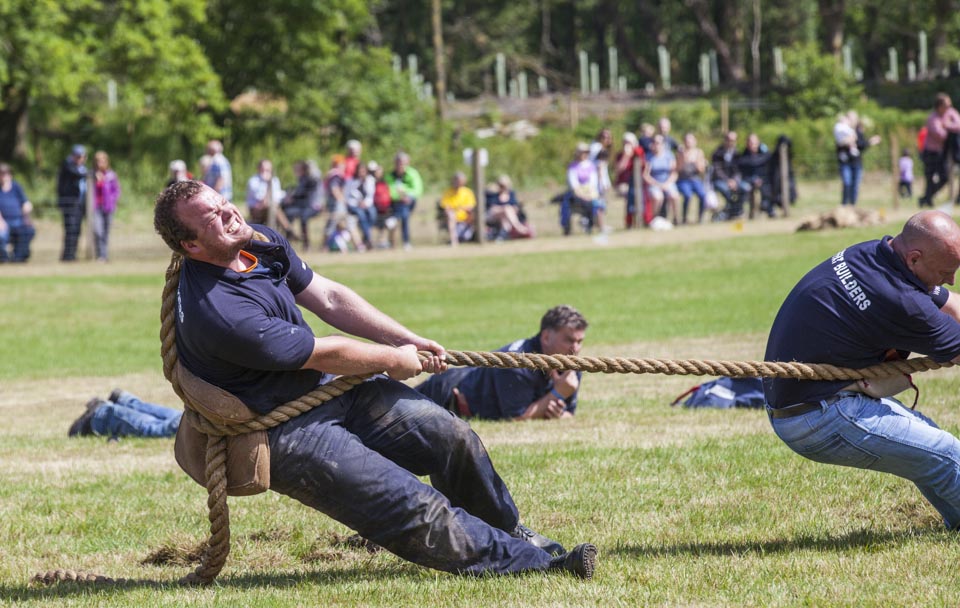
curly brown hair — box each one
[154,180,205,255]
[540,305,589,332]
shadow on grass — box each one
[608,526,942,558]
[0,564,421,602]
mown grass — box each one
[3,178,960,606]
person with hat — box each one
[56,144,88,261]
[166,159,191,187]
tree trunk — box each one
[930,0,957,73]
[817,0,845,57]
[430,0,446,118]
[684,0,747,83]
[751,0,761,98]
[540,0,555,58]
[0,88,29,163]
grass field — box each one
[3,175,960,606]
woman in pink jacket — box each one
[93,150,121,262]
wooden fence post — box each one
[473,149,486,244]
[779,142,790,217]
[85,173,95,260]
[631,155,643,229]
[890,135,900,211]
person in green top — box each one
[387,151,423,250]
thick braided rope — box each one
[436,350,952,380]
[35,246,954,588]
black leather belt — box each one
[769,395,842,419]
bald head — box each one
[893,211,960,289]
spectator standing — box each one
[343,139,363,180]
[56,144,88,262]
[589,128,614,204]
[166,159,191,187]
[282,160,322,250]
[92,151,121,262]
[637,123,656,157]
[918,93,960,208]
[439,171,477,246]
[201,139,233,201]
[0,163,35,263]
[835,111,881,206]
[245,159,288,232]
[899,149,914,200]
[614,132,642,195]
[657,118,679,153]
[643,135,681,224]
[676,133,708,224]
[387,152,423,250]
[711,132,746,219]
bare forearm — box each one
[295,274,419,346]
[301,335,413,377]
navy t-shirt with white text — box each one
[764,237,960,408]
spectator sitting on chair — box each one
[345,162,376,250]
[564,143,608,235]
[68,389,181,439]
[657,117,679,153]
[0,163,36,263]
[440,171,476,247]
[486,175,531,239]
[416,305,588,421]
[738,133,772,219]
[614,132,643,197]
[643,135,681,224]
[676,133,708,224]
[711,131,747,219]
[387,151,423,251]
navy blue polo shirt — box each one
[416,335,580,419]
[764,237,960,408]
[175,225,326,414]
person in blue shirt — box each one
[764,210,960,530]
[151,181,597,579]
[0,163,35,263]
[56,144,88,262]
[416,305,588,421]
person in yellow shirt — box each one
[440,171,476,246]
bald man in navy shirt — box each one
[765,210,960,529]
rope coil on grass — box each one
[32,245,955,587]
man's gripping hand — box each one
[384,344,425,380]
[405,336,448,374]
[550,369,580,398]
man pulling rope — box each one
[152,181,598,580]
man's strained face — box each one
[177,185,253,263]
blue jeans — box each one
[90,391,182,438]
[348,205,377,246]
[839,162,862,206]
[712,179,748,218]
[677,178,707,223]
[769,392,960,529]
[92,209,113,260]
[0,221,35,262]
[391,199,417,245]
[267,377,554,575]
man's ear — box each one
[181,239,201,255]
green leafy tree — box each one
[0,0,224,164]
[770,42,861,119]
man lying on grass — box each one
[765,210,960,529]
[153,181,597,579]
[416,305,587,420]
